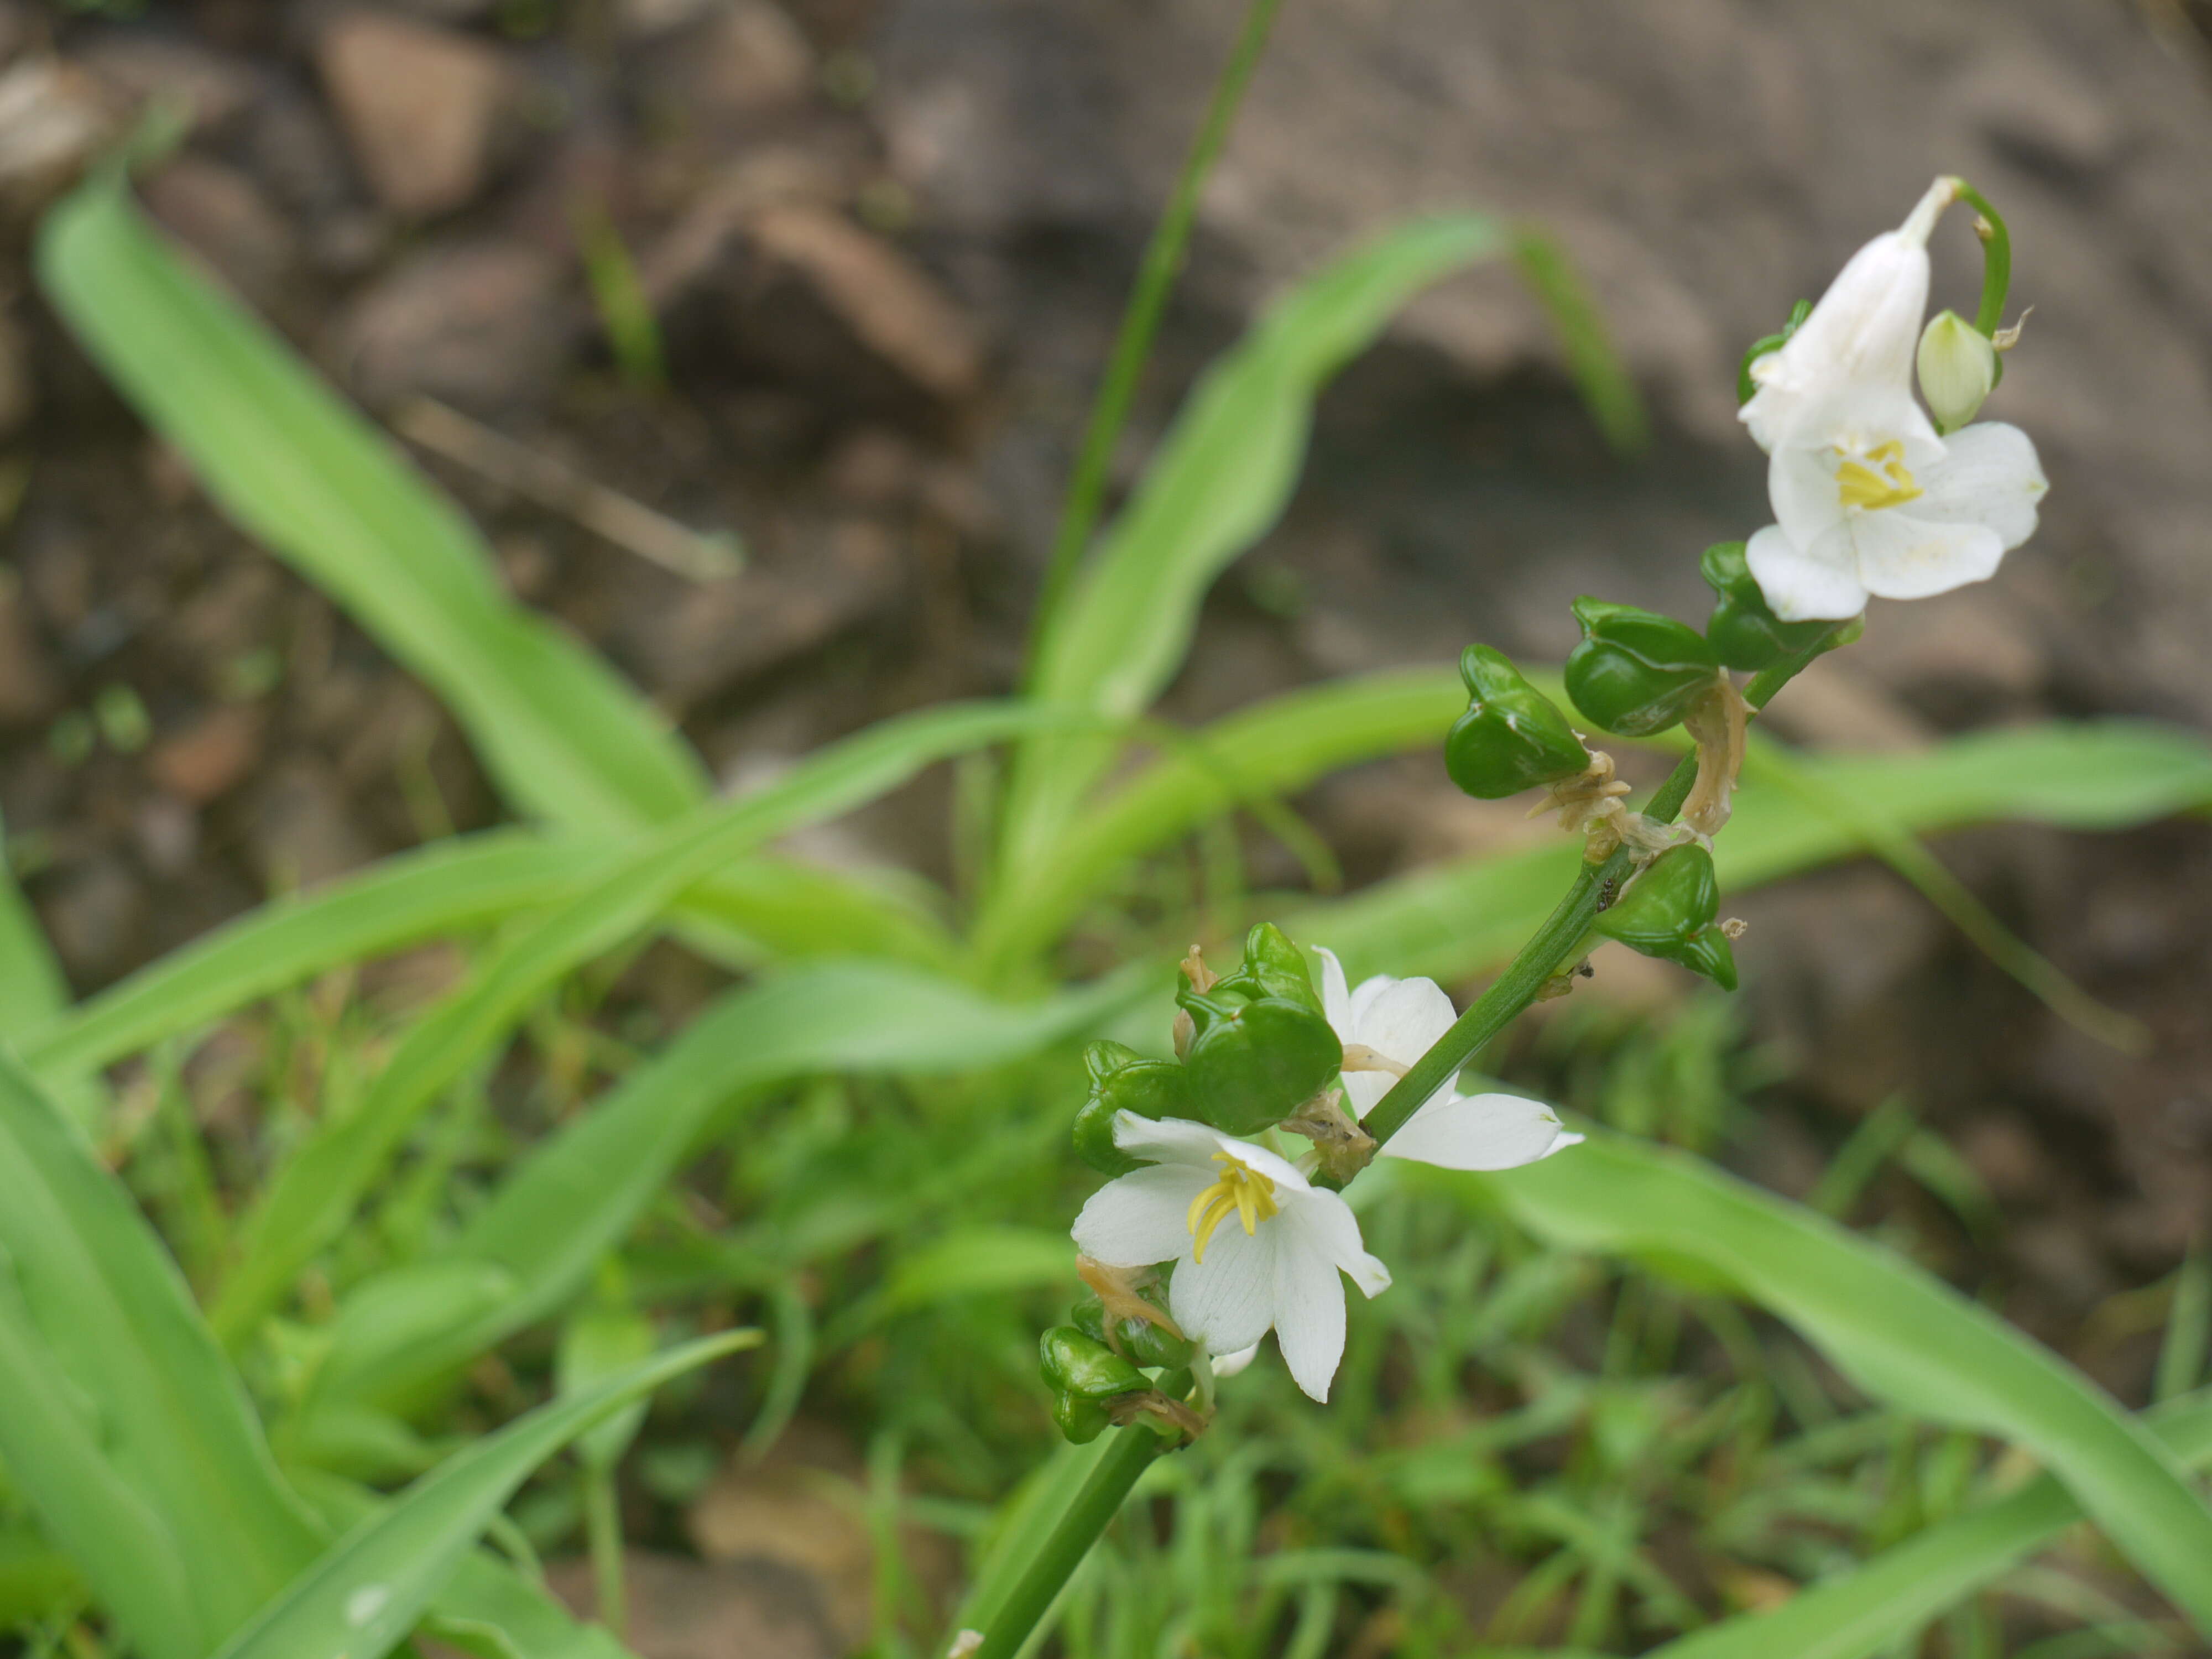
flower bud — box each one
[1444,644,1592,799]
[1072,1040,1191,1176]
[1040,1326,1148,1400]
[1916,309,1997,434]
[1224,923,1324,1015]
[1698,542,1839,673]
[1073,1287,1194,1371]
[1052,1391,1110,1444]
[1591,844,1738,990]
[1177,988,1342,1136]
[1564,599,1721,737]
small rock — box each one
[618,0,724,38]
[627,517,904,705]
[0,567,59,725]
[737,205,984,410]
[242,85,359,218]
[149,704,266,805]
[660,0,815,126]
[316,9,519,217]
[131,794,200,878]
[688,1467,873,1647]
[75,29,259,135]
[333,237,575,414]
[39,855,147,983]
[0,56,118,220]
[1955,1114,2051,1204]
[141,156,299,310]
[544,1551,839,1659]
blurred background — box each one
[4,0,2212,1650]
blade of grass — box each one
[310,959,1156,1414]
[996,213,1512,898]
[211,1333,756,1659]
[1430,1136,2212,1632]
[1022,0,1287,682]
[213,702,1085,1342]
[36,177,703,836]
[0,1049,323,1659]
[1645,1392,2212,1659]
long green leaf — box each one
[1303,720,2212,983]
[36,178,702,835]
[212,1333,755,1659]
[0,804,69,1037]
[213,702,1074,1341]
[0,1050,322,1659]
[1439,1135,2212,1632]
[995,215,1510,894]
[311,960,1155,1416]
[1650,1392,2212,1659]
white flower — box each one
[1745,413,2047,621]
[1736,178,2049,623]
[1073,1115,1388,1401]
[1316,948,1584,1170]
[1740,178,1950,456]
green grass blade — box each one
[976,667,1460,971]
[211,1333,756,1659]
[0,1049,322,1657]
[1444,1136,2212,1633]
[996,215,1510,893]
[213,702,1073,1342]
[313,960,1154,1414]
[1302,719,2212,983]
[0,803,69,1036]
[1647,1392,2212,1659]
[35,177,703,834]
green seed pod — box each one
[1052,1389,1110,1444]
[1444,644,1591,799]
[1592,844,1738,990]
[1564,598,1721,736]
[1072,1040,1191,1176]
[1073,1286,1196,1371]
[1216,922,1324,1015]
[1177,989,1342,1135]
[1040,1326,1147,1401]
[1699,542,1837,673]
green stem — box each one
[1361,636,1835,1150]
[584,1464,627,1634]
[1949,180,2012,339]
[1019,0,1287,691]
[969,1416,1173,1659]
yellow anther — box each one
[1834,439,1923,512]
[1185,1152,1280,1263]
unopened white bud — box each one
[1916,309,1998,433]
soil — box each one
[4,0,2212,1560]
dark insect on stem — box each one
[1595,875,1621,912]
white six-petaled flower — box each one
[1738,178,2049,623]
[1071,953,1582,1402]
[1072,1114,1389,1402]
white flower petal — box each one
[1210,1343,1260,1379]
[1109,1114,1312,1192]
[1314,946,1352,1033]
[1746,523,1867,623]
[1769,444,1846,554]
[1282,1187,1391,1299]
[1378,1091,1583,1172]
[1344,971,1399,1033]
[1071,1164,1212,1267]
[1846,509,2007,603]
[1903,421,2047,551]
[1354,977,1457,1070]
[1741,231,1929,452]
[1166,1218,1277,1356]
[1271,1228,1349,1402]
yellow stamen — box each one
[1185,1152,1280,1264]
[1834,439,1923,512]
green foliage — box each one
[15,143,2212,1659]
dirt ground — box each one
[4,0,2211,1521]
